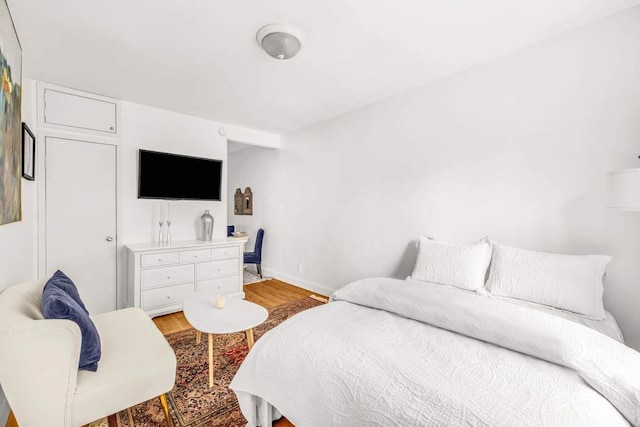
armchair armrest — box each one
[0,319,81,427]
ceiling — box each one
[9,0,640,134]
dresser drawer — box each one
[197,259,239,280]
[180,249,212,263]
[198,276,239,295]
[211,246,240,260]
[142,283,194,310]
[141,251,180,268]
[141,265,194,290]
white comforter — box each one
[231,278,640,426]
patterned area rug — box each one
[89,297,324,427]
[243,267,268,285]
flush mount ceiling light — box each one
[256,23,305,60]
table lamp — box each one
[608,168,640,210]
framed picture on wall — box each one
[22,123,35,181]
[234,188,244,215]
[0,0,23,225]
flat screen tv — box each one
[138,150,222,200]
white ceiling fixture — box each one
[9,0,640,134]
[256,23,305,60]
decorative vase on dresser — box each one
[126,238,248,317]
[201,210,214,241]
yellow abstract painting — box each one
[0,0,21,226]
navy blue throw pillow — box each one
[42,285,102,371]
[44,270,89,315]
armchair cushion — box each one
[73,308,177,426]
[45,270,89,314]
[42,285,102,371]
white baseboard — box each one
[0,387,10,426]
[262,268,336,297]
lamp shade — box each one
[607,168,640,210]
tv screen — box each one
[138,150,222,200]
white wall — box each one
[119,101,228,306]
[228,6,640,349]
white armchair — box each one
[0,279,177,426]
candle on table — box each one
[215,295,226,309]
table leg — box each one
[208,333,214,388]
[196,330,201,344]
[246,328,255,350]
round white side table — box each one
[183,292,268,388]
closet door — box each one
[37,82,121,137]
[45,136,117,314]
[43,89,118,134]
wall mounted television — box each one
[138,149,222,200]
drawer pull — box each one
[167,275,171,279]
[166,295,171,299]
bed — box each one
[230,239,640,427]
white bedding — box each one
[231,278,639,427]
[481,287,624,343]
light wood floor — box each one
[152,278,324,427]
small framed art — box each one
[22,123,35,181]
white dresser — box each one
[126,238,248,317]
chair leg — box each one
[159,394,172,427]
[6,411,18,427]
[256,264,262,278]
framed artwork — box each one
[234,188,244,215]
[0,0,22,225]
[22,122,34,180]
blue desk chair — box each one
[244,228,264,278]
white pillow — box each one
[486,242,611,319]
[410,237,492,291]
